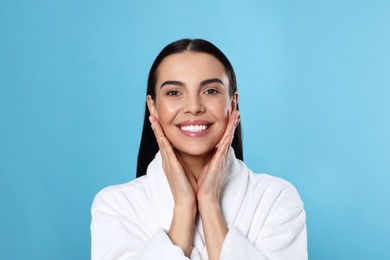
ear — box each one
[146,95,158,118]
[230,91,239,111]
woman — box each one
[91,39,307,260]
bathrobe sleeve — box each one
[220,181,307,260]
[91,185,190,260]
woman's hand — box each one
[149,115,196,257]
[149,115,197,205]
[196,110,240,260]
[196,110,240,207]
[149,111,240,259]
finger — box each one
[208,111,239,171]
[229,110,240,137]
[223,110,240,143]
[159,135,180,168]
[150,118,185,192]
[197,112,240,195]
[150,118,186,176]
[149,115,166,144]
[149,115,172,156]
[149,115,171,166]
[216,110,240,151]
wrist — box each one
[197,199,221,216]
[197,200,227,260]
[174,201,197,218]
[175,192,197,205]
[169,203,196,257]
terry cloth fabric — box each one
[91,148,307,259]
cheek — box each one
[207,98,231,118]
[156,100,179,125]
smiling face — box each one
[147,52,238,158]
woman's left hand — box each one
[196,110,240,209]
[196,110,240,260]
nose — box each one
[184,93,205,115]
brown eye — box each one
[204,89,219,95]
[166,90,181,96]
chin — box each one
[172,143,216,158]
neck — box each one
[178,151,213,180]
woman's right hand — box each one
[149,115,196,257]
[149,115,197,206]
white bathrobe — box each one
[91,149,307,259]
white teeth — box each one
[181,125,207,132]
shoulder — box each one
[91,176,151,218]
[248,172,298,193]
[246,171,304,209]
[96,176,147,196]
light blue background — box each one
[1,0,389,259]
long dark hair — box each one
[136,39,243,177]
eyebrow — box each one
[200,78,225,87]
[160,78,225,89]
[160,80,184,89]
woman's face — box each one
[147,52,238,158]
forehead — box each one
[156,52,227,82]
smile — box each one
[180,125,208,132]
[176,119,213,137]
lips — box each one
[176,119,212,136]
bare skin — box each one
[146,52,240,259]
[149,110,240,259]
